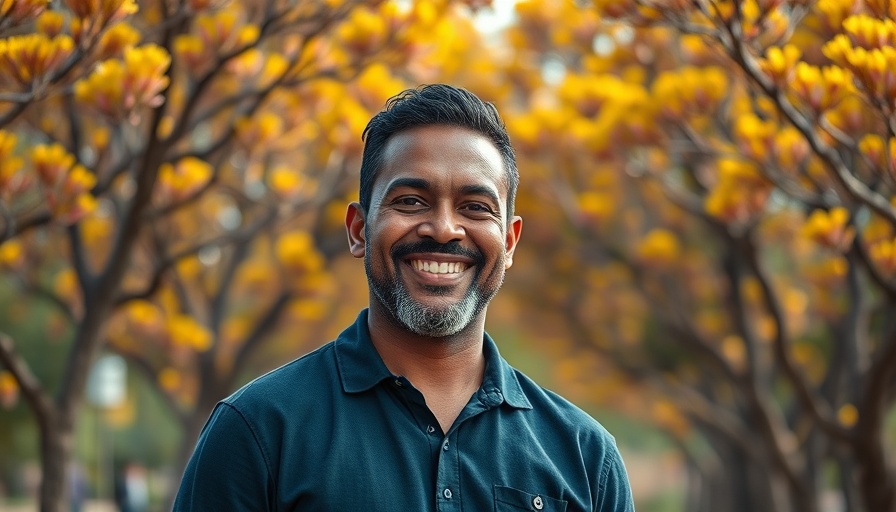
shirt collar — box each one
[334,309,532,410]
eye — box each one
[461,202,495,214]
[391,196,427,210]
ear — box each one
[503,216,523,269]
[345,202,366,258]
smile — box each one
[410,260,468,274]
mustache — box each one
[392,240,482,262]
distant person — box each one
[174,84,635,511]
[114,462,148,512]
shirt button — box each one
[394,379,403,387]
[443,488,453,499]
[532,495,544,510]
[443,440,449,451]
[427,425,436,434]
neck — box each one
[367,302,488,432]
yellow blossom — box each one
[0,370,19,408]
[842,15,896,50]
[158,367,181,392]
[158,157,213,199]
[0,240,24,269]
[637,229,680,266]
[63,0,137,23]
[276,231,316,269]
[0,132,26,196]
[36,10,64,36]
[773,127,810,169]
[859,134,886,169]
[268,166,303,199]
[837,403,858,427]
[790,63,854,112]
[802,207,855,251]
[0,34,74,88]
[74,44,171,119]
[54,268,79,299]
[0,0,46,25]
[173,34,206,72]
[167,314,213,351]
[734,114,777,161]
[868,238,896,275]
[32,143,75,186]
[758,45,801,83]
[235,112,283,147]
[578,192,614,223]
[337,7,386,55]
[96,22,141,58]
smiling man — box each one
[174,85,635,511]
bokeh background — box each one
[1,0,896,511]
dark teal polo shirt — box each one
[174,310,635,511]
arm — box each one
[174,402,275,511]
[596,443,636,512]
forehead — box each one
[374,124,507,198]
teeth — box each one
[412,260,468,274]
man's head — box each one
[346,85,523,338]
[359,84,519,224]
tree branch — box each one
[0,332,54,422]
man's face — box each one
[346,124,522,338]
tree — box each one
[0,0,494,510]
[483,1,896,510]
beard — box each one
[365,239,504,338]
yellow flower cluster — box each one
[234,112,283,148]
[0,370,19,409]
[158,157,212,200]
[705,159,772,223]
[31,143,97,224]
[734,113,777,161]
[790,63,854,113]
[802,207,855,252]
[0,0,47,25]
[858,134,896,173]
[824,16,896,108]
[74,44,171,119]
[636,229,681,267]
[336,5,388,56]
[174,6,259,71]
[96,22,141,58]
[36,10,64,37]
[0,131,26,197]
[166,314,212,351]
[268,166,304,200]
[63,0,137,24]
[0,33,74,88]
[869,238,896,275]
[0,239,24,269]
[652,66,728,119]
[758,45,801,84]
[276,231,323,272]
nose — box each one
[417,205,465,243]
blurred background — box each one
[1,0,896,511]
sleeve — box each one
[173,402,275,511]
[595,442,636,512]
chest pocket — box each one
[494,485,568,511]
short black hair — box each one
[359,84,519,222]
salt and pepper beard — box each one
[365,239,504,338]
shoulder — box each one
[514,368,614,438]
[223,341,338,413]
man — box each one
[174,84,635,511]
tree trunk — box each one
[38,412,74,512]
